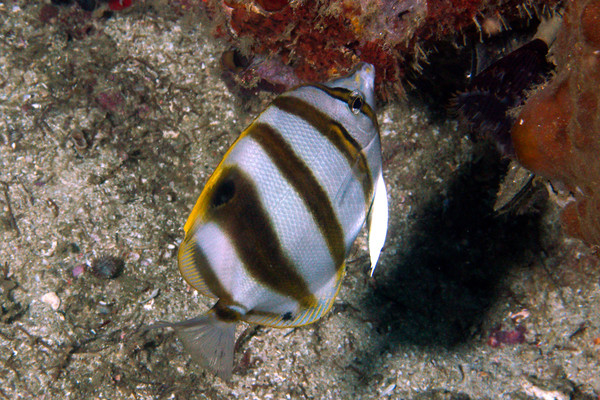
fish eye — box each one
[211,178,236,208]
[348,91,364,115]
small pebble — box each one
[380,383,396,397]
[96,304,111,315]
[162,130,179,139]
[140,288,160,304]
[72,264,86,277]
[91,255,124,279]
[41,292,61,310]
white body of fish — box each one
[164,62,388,379]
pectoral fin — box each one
[367,172,388,276]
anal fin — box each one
[244,263,346,328]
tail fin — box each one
[157,313,237,380]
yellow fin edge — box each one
[183,126,254,234]
[243,262,346,328]
[177,236,216,298]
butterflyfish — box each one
[163,62,388,379]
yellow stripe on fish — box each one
[163,62,389,380]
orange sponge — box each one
[511,79,573,183]
[511,0,600,246]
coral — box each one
[206,0,560,98]
[511,0,600,245]
[255,0,288,12]
[221,50,302,95]
[108,0,133,11]
[50,0,134,13]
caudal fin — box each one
[161,313,237,380]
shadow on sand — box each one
[359,144,546,378]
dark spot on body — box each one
[211,179,236,208]
[214,300,242,322]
